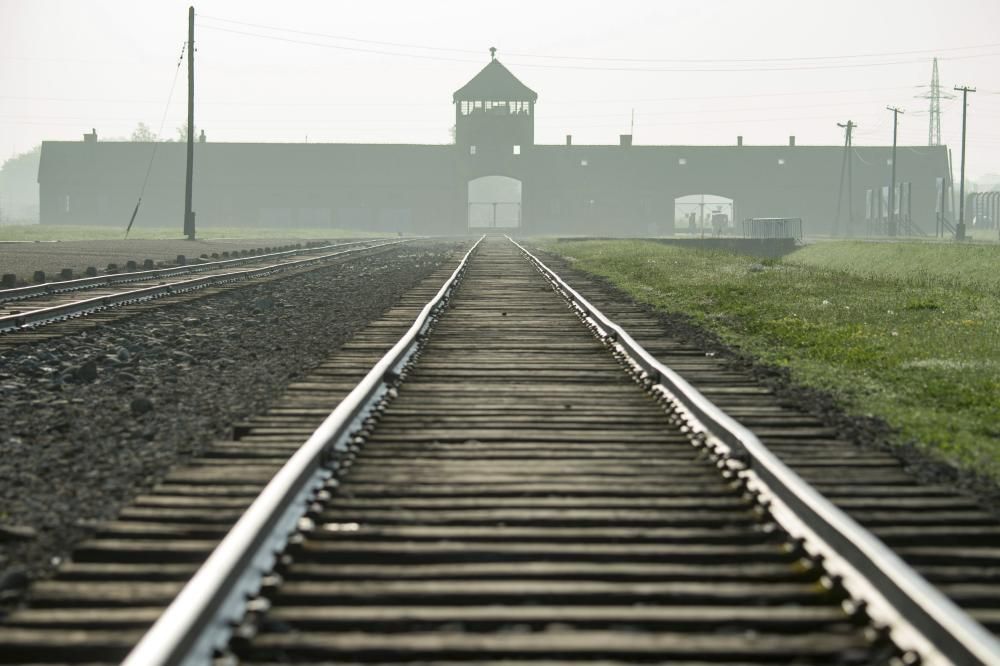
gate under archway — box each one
[468,175,522,229]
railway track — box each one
[1,236,998,665]
[0,238,410,345]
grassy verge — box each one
[542,239,1000,479]
[0,224,382,241]
[790,240,1000,292]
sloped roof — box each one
[453,59,537,103]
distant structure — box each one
[454,51,536,151]
[37,51,951,237]
[918,58,953,147]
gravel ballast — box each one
[0,237,363,285]
[0,239,461,601]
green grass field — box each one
[791,240,1000,292]
[544,239,1000,479]
[0,224,382,242]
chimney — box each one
[198,129,206,143]
[619,134,633,147]
[83,128,97,143]
[789,135,796,147]
[737,135,743,147]
[565,134,573,146]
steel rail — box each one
[121,235,485,666]
[509,236,1000,666]
[0,238,385,304]
[0,239,413,333]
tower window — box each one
[778,158,786,166]
[513,145,521,155]
[580,159,588,167]
[678,158,687,165]
[470,145,477,155]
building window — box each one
[778,158,786,166]
[65,195,70,212]
[678,158,687,165]
[470,145,477,155]
[513,145,521,155]
[580,159,588,167]
[887,158,893,165]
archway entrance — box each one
[468,176,522,229]
[674,194,735,237]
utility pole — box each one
[699,195,705,239]
[886,106,903,237]
[954,85,976,241]
[834,120,856,237]
[183,6,196,240]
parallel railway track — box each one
[1,236,998,665]
[0,238,408,337]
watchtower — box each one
[453,48,537,153]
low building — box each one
[37,54,952,237]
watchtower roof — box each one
[453,57,538,103]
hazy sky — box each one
[2,0,999,179]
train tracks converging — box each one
[0,238,410,338]
[1,236,998,665]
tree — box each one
[130,122,158,142]
[0,145,42,223]
[175,124,197,142]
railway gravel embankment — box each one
[0,238,348,285]
[0,240,458,602]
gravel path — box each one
[0,239,461,603]
[0,237,362,284]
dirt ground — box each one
[0,238,339,285]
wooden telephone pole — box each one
[835,120,856,236]
[954,85,976,241]
[183,6,196,240]
[886,106,904,237]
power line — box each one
[196,23,1000,73]
[198,25,480,65]
[542,97,906,122]
[197,15,1000,65]
[126,41,187,239]
[197,14,483,55]
[548,85,921,104]
[538,112,864,129]
[0,84,922,108]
